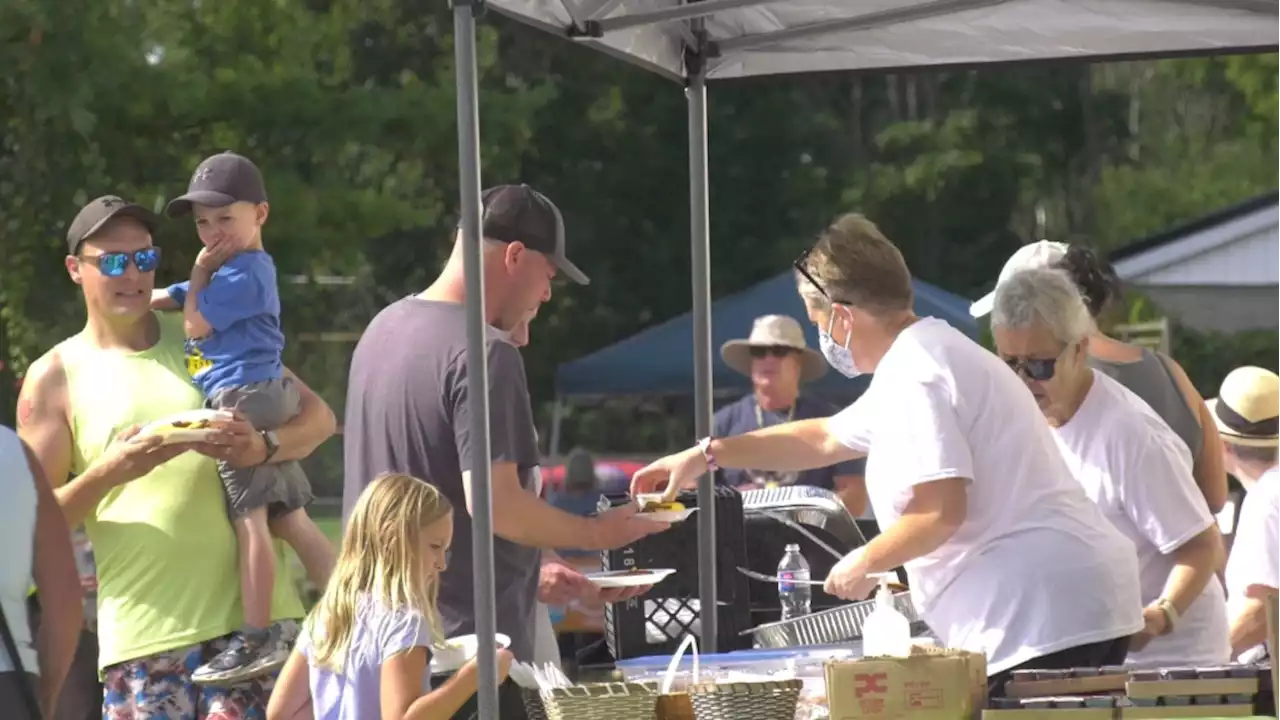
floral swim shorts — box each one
[103,620,299,720]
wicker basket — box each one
[536,682,658,720]
[688,679,803,720]
[520,688,549,720]
[655,635,700,720]
[656,692,696,720]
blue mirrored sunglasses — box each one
[80,247,161,277]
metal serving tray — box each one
[743,591,923,649]
[740,486,868,553]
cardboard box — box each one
[825,646,987,720]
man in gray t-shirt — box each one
[342,185,663,661]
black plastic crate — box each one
[601,485,752,659]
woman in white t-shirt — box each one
[991,268,1229,668]
[632,214,1143,691]
[1209,366,1280,660]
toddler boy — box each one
[153,151,335,684]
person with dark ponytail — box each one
[974,242,1228,514]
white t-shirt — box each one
[829,318,1143,675]
[1052,371,1229,667]
[1225,466,1279,657]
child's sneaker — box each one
[192,625,287,685]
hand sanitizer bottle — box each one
[861,572,912,658]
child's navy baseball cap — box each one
[166,152,267,217]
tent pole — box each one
[686,42,718,652]
[549,397,565,460]
[453,0,499,717]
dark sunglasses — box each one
[79,247,161,277]
[1005,356,1059,382]
[749,346,796,359]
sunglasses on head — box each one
[794,246,855,307]
[1005,356,1059,382]
[79,247,161,277]
[749,346,796,359]
[793,246,829,299]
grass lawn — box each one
[314,515,343,546]
[286,504,343,606]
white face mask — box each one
[818,307,861,378]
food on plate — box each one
[639,499,685,513]
[168,418,212,430]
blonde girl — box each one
[267,474,512,720]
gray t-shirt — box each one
[343,297,541,660]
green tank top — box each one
[58,311,303,669]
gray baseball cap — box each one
[166,151,267,218]
[480,184,588,285]
[66,195,160,254]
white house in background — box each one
[1108,192,1278,333]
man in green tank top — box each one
[17,196,337,718]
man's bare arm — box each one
[17,351,152,526]
[272,367,337,463]
[464,464,596,549]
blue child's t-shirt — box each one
[167,250,285,396]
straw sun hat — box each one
[720,314,828,383]
[1207,366,1280,448]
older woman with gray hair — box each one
[991,267,1230,667]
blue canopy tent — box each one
[555,270,978,398]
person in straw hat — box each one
[1210,366,1279,660]
[714,314,867,513]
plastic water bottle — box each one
[777,543,811,621]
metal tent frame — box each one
[447,1,1276,715]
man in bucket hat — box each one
[714,314,867,513]
[1210,366,1279,660]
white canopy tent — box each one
[447,1,1276,714]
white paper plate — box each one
[585,568,676,588]
[136,410,232,445]
[429,632,512,675]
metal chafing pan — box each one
[743,591,923,649]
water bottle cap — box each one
[784,543,800,552]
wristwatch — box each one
[260,430,280,463]
[1154,597,1180,635]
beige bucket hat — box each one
[1207,366,1279,448]
[720,314,827,382]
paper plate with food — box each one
[634,494,697,523]
[136,410,232,445]
[429,632,512,675]
[585,568,676,589]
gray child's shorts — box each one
[207,377,313,520]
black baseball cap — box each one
[66,195,160,254]
[166,151,267,218]
[481,184,588,285]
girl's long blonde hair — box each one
[308,473,452,672]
